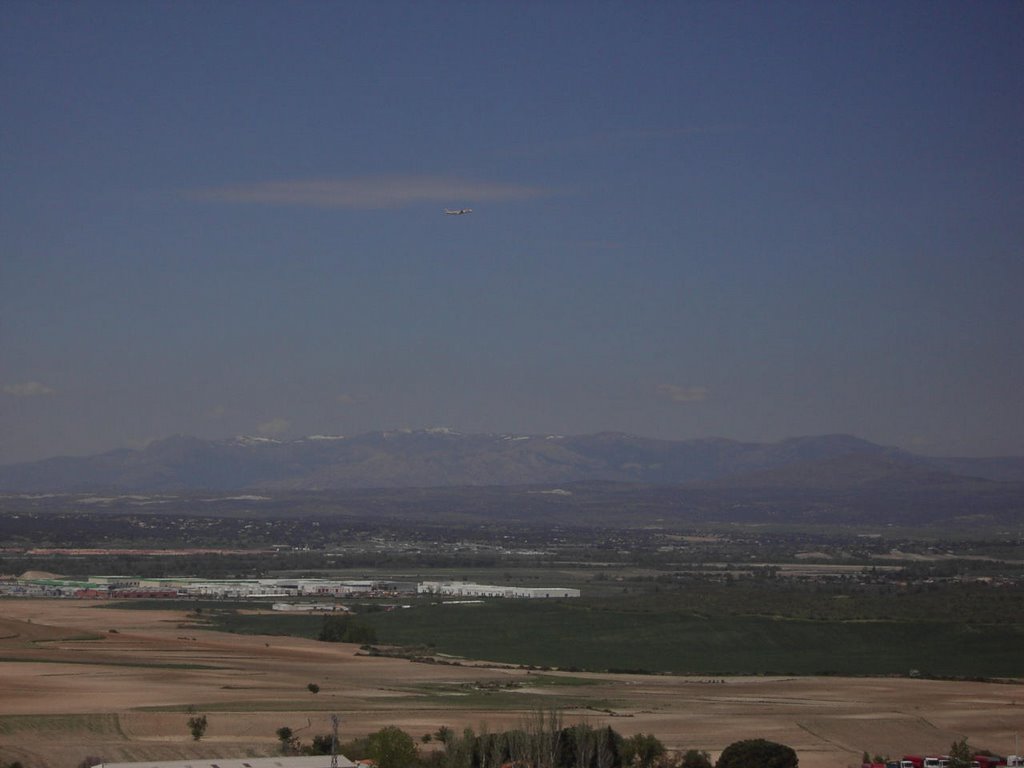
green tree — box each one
[442,726,476,768]
[566,723,600,768]
[308,682,320,694]
[522,707,564,768]
[277,726,298,754]
[623,733,666,768]
[681,750,713,768]
[367,725,419,768]
[481,727,507,768]
[595,725,623,768]
[715,739,798,768]
[187,714,208,741]
[339,735,373,759]
[309,734,336,755]
[949,738,972,768]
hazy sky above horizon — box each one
[3,1,1023,463]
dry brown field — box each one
[0,600,1020,768]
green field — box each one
[359,600,1023,677]
[0,713,125,736]
[159,582,1024,678]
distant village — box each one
[0,574,580,602]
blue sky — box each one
[3,1,1023,463]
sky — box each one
[2,1,1023,464]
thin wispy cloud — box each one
[3,381,56,397]
[189,175,553,210]
[656,383,708,403]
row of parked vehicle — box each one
[864,754,1022,768]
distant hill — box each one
[1,429,1022,493]
[697,452,990,490]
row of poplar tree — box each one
[277,710,798,768]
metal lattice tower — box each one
[331,714,340,768]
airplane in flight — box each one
[443,208,473,215]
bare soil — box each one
[0,600,1019,768]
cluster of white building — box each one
[173,577,408,599]
[0,576,410,600]
[418,580,580,599]
[1,576,580,600]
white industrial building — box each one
[417,581,580,598]
[4,575,576,601]
[272,601,349,612]
[136,578,400,599]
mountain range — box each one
[2,430,1023,493]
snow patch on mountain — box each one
[230,436,282,446]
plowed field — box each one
[0,600,1019,768]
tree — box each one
[443,726,476,768]
[681,750,713,768]
[715,739,798,768]
[949,738,972,768]
[505,727,531,768]
[595,725,623,768]
[569,723,599,768]
[307,682,320,694]
[623,733,666,768]
[277,726,299,754]
[367,725,419,768]
[522,707,563,768]
[482,727,508,768]
[187,714,208,741]
[339,734,373,759]
[310,734,337,755]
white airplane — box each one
[443,208,473,215]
